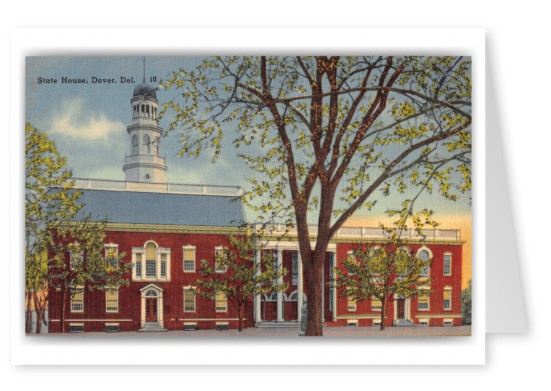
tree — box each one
[25,122,130,333]
[461,279,472,325]
[48,218,130,333]
[335,235,433,330]
[194,234,288,331]
[25,122,82,333]
[161,56,471,335]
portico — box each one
[253,241,336,326]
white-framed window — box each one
[183,286,196,312]
[371,296,382,311]
[373,321,381,328]
[416,247,432,277]
[70,249,83,270]
[105,288,119,313]
[215,291,227,312]
[104,244,119,269]
[70,287,84,313]
[215,246,228,273]
[419,319,429,327]
[443,319,454,327]
[291,253,298,285]
[347,319,359,327]
[132,241,171,281]
[346,250,356,275]
[443,287,452,311]
[348,296,357,312]
[183,246,196,273]
[135,253,142,278]
[443,253,452,276]
[417,290,430,311]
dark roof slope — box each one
[73,189,245,227]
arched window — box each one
[132,135,138,154]
[145,242,157,277]
[153,137,159,156]
[416,247,432,277]
[143,134,150,154]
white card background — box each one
[9,27,486,366]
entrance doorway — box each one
[396,298,405,320]
[145,298,157,322]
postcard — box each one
[14,28,486,365]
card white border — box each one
[10,27,485,365]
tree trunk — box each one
[238,305,243,332]
[60,286,66,333]
[34,293,43,334]
[25,292,33,334]
[305,252,324,336]
[380,295,387,331]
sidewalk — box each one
[32,326,471,337]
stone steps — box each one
[138,322,168,332]
[255,321,300,328]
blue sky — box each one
[25,56,471,225]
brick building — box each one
[47,82,464,333]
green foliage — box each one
[161,56,471,335]
[160,56,472,228]
[48,219,130,293]
[461,280,472,325]
[25,122,82,294]
[25,123,130,332]
[194,234,287,330]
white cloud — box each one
[49,98,124,140]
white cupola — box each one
[122,80,167,183]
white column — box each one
[140,295,145,328]
[254,250,262,324]
[276,249,284,322]
[158,293,164,328]
[331,252,337,322]
[297,251,303,322]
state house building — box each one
[47,82,464,333]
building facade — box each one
[47,82,464,333]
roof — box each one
[133,83,157,98]
[73,189,246,227]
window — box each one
[71,287,84,313]
[183,287,196,312]
[183,246,196,272]
[371,296,382,311]
[105,288,118,312]
[160,253,167,278]
[135,253,142,278]
[417,248,431,277]
[215,247,228,273]
[133,241,170,281]
[143,134,150,154]
[215,291,227,312]
[291,253,298,285]
[105,245,119,268]
[418,291,430,311]
[146,259,156,277]
[347,319,359,327]
[443,253,452,276]
[444,288,452,311]
[348,297,357,312]
[70,250,82,270]
[347,250,356,275]
[69,323,84,333]
[419,319,429,327]
[443,319,454,327]
[132,134,138,154]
